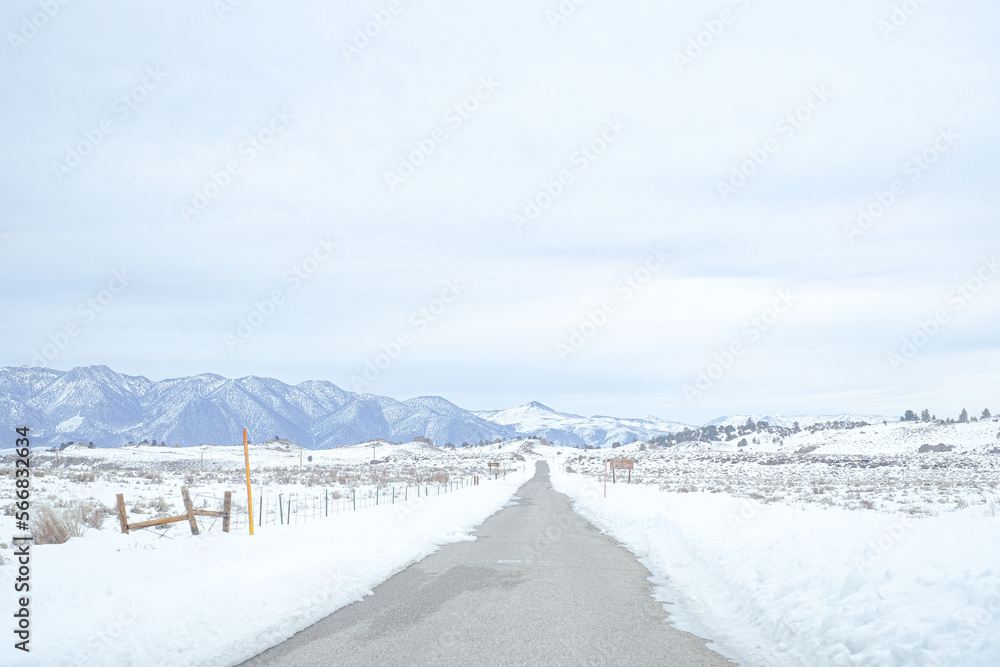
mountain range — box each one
[0,365,891,450]
[475,401,690,448]
[0,365,512,450]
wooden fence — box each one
[116,485,231,535]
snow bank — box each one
[0,473,528,666]
[552,472,1000,667]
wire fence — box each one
[226,475,485,531]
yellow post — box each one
[244,428,254,535]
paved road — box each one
[243,462,733,666]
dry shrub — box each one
[81,500,112,529]
[142,470,164,484]
[33,504,86,545]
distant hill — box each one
[474,401,691,448]
[0,365,911,451]
[704,414,889,429]
[0,365,513,450]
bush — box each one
[80,500,112,529]
[33,504,86,545]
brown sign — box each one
[488,462,500,467]
[609,459,633,470]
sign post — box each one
[488,462,500,479]
[243,428,254,535]
[609,459,634,485]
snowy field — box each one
[0,439,534,666]
[548,418,1000,666]
[562,419,1000,514]
[0,420,997,666]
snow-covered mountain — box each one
[0,366,513,450]
[1,365,915,451]
[475,401,691,448]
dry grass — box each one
[33,504,86,544]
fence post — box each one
[376,487,379,506]
[279,494,284,525]
[259,494,263,527]
[352,489,356,511]
[223,491,232,533]
[289,495,293,524]
[116,493,129,534]
[325,490,329,517]
[181,486,200,536]
[392,487,395,504]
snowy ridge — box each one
[474,401,691,449]
[0,365,513,450]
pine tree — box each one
[921,409,931,421]
[958,408,969,423]
[983,408,992,420]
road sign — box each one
[609,459,633,470]
[488,462,500,467]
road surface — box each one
[243,461,733,666]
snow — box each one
[3,425,998,665]
[551,467,1000,667]
[0,365,514,450]
[0,465,529,666]
[54,415,84,432]
[705,414,888,429]
[475,401,690,448]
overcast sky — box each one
[2,0,998,424]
